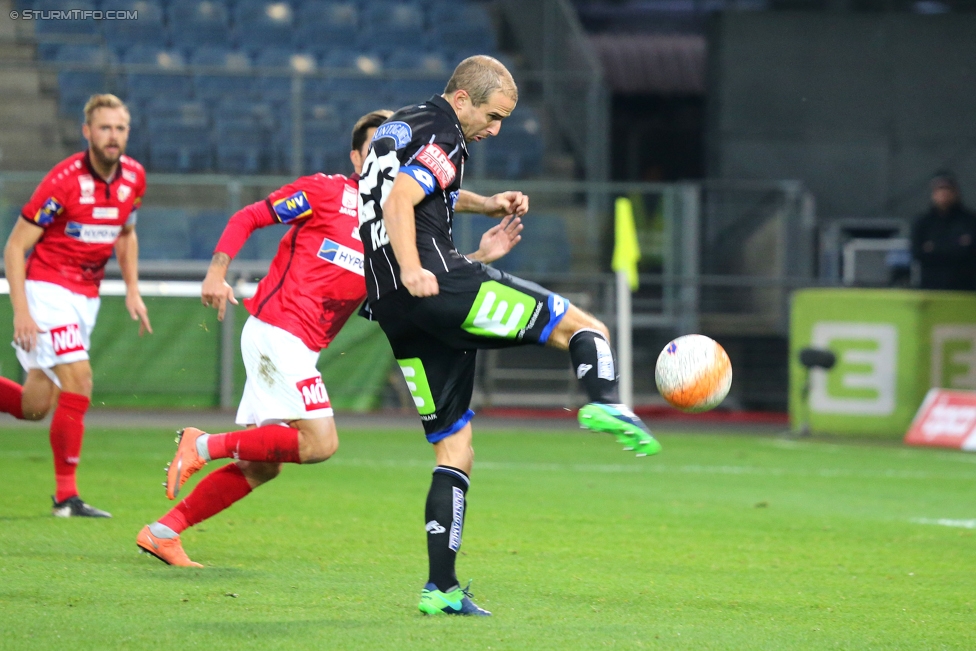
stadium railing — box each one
[0,173,820,410]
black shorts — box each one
[370,262,570,442]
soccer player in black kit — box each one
[359,55,660,616]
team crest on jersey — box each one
[33,197,63,226]
[78,175,95,205]
[117,184,132,202]
[65,221,122,244]
[416,144,456,189]
[372,121,412,149]
[318,238,365,276]
[122,168,137,183]
[296,376,330,411]
[272,191,313,223]
[340,185,358,217]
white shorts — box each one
[236,316,333,427]
[14,280,100,387]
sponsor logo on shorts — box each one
[420,413,437,422]
[449,487,464,552]
[416,144,456,189]
[117,184,132,202]
[272,191,313,224]
[50,324,84,356]
[398,358,436,416]
[317,238,365,276]
[92,206,119,220]
[340,185,358,217]
[371,121,412,149]
[33,197,63,226]
[462,281,536,339]
[64,222,122,243]
[296,376,330,411]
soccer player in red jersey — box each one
[137,110,523,566]
[2,94,153,518]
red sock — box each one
[158,463,252,534]
[206,424,301,464]
[0,377,24,420]
[50,392,90,503]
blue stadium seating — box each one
[293,1,358,53]
[483,108,544,178]
[234,0,295,51]
[188,211,231,260]
[134,208,193,259]
[169,0,233,49]
[190,47,255,100]
[123,46,193,101]
[32,0,100,34]
[215,120,271,173]
[103,0,168,49]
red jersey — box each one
[20,151,146,298]
[215,173,366,352]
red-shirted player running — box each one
[136,110,523,566]
[1,94,153,518]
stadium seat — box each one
[302,121,347,174]
[215,119,271,173]
[103,0,168,50]
[190,47,255,100]
[146,98,208,126]
[134,208,193,259]
[293,1,358,53]
[213,96,276,128]
[188,211,231,260]
[483,108,544,179]
[488,213,570,274]
[51,43,117,65]
[123,46,193,101]
[168,0,233,49]
[146,120,211,171]
[234,1,294,51]
[32,0,99,34]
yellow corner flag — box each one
[612,196,641,291]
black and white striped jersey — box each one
[358,95,469,302]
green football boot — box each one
[578,402,662,457]
[418,582,491,616]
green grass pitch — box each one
[2,422,975,650]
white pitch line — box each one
[911,518,976,529]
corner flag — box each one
[612,196,640,291]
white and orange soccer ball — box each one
[654,334,732,413]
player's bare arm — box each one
[3,219,46,352]
[201,251,238,321]
[384,173,439,297]
[455,189,529,219]
[115,225,153,336]
[467,214,523,263]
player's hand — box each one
[483,191,529,218]
[201,272,238,321]
[126,291,153,336]
[475,215,523,263]
[12,311,45,352]
[401,267,439,297]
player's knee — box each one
[299,428,338,463]
[239,461,282,485]
[20,403,49,421]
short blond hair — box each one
[83,94,129,124]
[444,55,518,106]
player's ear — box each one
[349,148,361,174]
[82,122,91,141]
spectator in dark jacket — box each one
[910,170,976,290]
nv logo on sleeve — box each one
[33,197,63,226]
[272,191,313,223]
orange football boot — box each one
[136,525,203,568]
[165,427,208,500]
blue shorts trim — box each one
[426,409,476,444]
[538,293,570,345]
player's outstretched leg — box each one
[139,462,259,567]
[551,314,661,456]
[0,377,25,420]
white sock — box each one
[196,434,211,461]
[149,522,178,539]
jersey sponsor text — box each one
[317,238,365,276]
[64,222,121,244]
[416,144,456,189]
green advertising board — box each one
[790,289,976,437]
